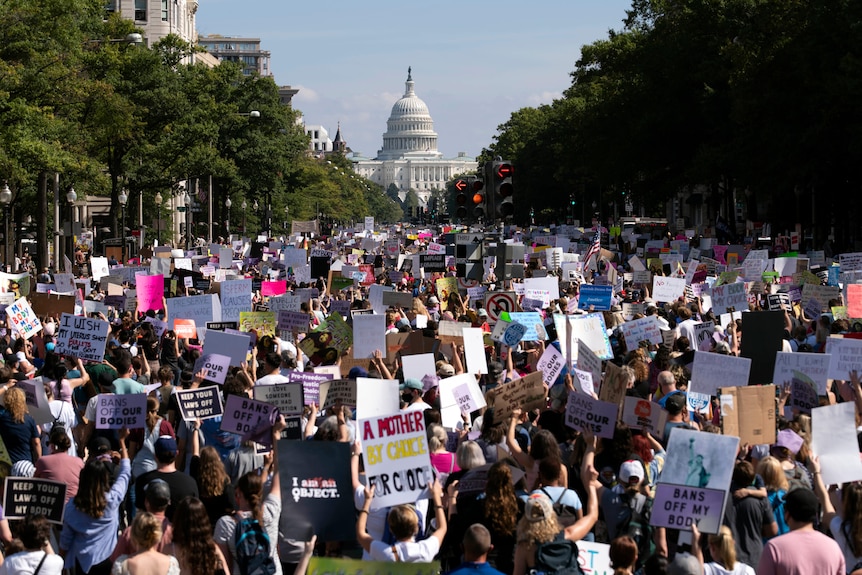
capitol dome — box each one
[376,68,443,161]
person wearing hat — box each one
[757,485,845,575]
[662,392,698,445]
[401,378,431,412]
[112,478,173,560]
[134,435,199,521]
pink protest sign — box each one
[262,280,287,297]
[135,274,164,312]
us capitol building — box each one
[349,68,477,206]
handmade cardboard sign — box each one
[718,385,776,445]
[54,313,110,362]
[493,372,546,421]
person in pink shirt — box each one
[34,427,83,504]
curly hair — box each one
[516,494,560,546]
[484,461,518,535]
[4,387,26,424]
[198,446,228,498]
[171,497,222,575]
[74,459,112,518]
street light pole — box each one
[154,191,163,245]
[184,190,191,250]
[66,187,77,267]
[241,199,247,236]
[0,182,11,271]
[118,188,128,264]
[225,196,231,238]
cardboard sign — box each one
[718,385,776,445]
[651,429,739,534]
[773,352,830,395]
[174,386,224,421]
[29,293,75,318]
[811,402,862,486]
[600,361,629,407]
[565,391,618,439]
[278,441,356,541]
[7,297,42,340]
[95,393,147,429]
[621,396,667,437]
[360,410,434,510]
[254,383,304,417]
[493,371,547,421]
[690,351,752,397]
[54,313,110,363]
[3,477,67,524]
[305,558,440,575]
[192,353,232,385]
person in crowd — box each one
[428,423,459,481]
[169,497,231,575]
[60,427,131,575]
[0,386,40,465]
[445,524,506,575]
[188,426,237,527]
[690,523,755,575]
[507,410,568,490]
[0,514,64,575]
[811,455,862,571]
[111,512,180,575]
[35,426,84,504]
[756,456,790,538]
[135,435,198,520]
[609,535,639,575]
[723,460,777,568]
[112,479,173,560]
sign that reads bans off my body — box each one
[565,392,618,439]
[361,410,434,510]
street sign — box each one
[484,291,517,324]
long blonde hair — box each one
[757,456,789,492]
[4,387,26,424]
[516,494,560,546]
[708,526,737,568]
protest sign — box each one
[220,279,253,323]
[166,294,221,330]
[812,402,862,486]
[773,352,830,394]
[254,383,304,417]
[277,311,309,333]
[202,329,250,366]
[718,385,776,445]
[239,311,276,338]
[462,327,488,374]
[3,477,67,524]
[320,379,356,410]
[709,283,747,315]
[565,391,618,439]
[651,429,739,534]
[652,276,686,303]
[381,290,414,309]
[144,317,168,338]
[577,285,613,311]
[174,319,197,339]
[693,321,714,352]
[174,386,224,421]
[826,337,862,380]
[286,370,333,406]
[54,313,109,362]
[687,392,711,415]
[574,368,594,395]
[621,397,667,437]
[360,410,434,510]
[261,280,287,297]
[352,314,386,359]
[135,274,164,313]
[740,311,785,384]
[537,345,565,385]
[191,353,231,385]
[95,393,147,429]
[401,353,438,383]
[690,351,751,397]
[355,378,400,421]
[29,293,75,318]
[506,312,547,342]
[15,378,53,426]
[221,395,277,448]
[438,374,486,425]
[7,297,42,340]
[600,361,629,407]
[800,284,840,312]
[619,316,663,350]
[576,542,612,575]
[493,371,546,421]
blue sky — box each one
[196,0,633,159]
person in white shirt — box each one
[401,379,431,412]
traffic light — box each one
[471,178,485,219]
[492,161,514,218]
[454,179,469,219]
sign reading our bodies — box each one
[174,386,224,421]
[565,391,618,439]
[191,354,231,385]
[95,393,147,429]
[3,477,67,524]
[651,429,739,534]
[361,410,434,510]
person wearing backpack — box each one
[215,415,286,575]
[530,457,582,527]
[511,465,599,575]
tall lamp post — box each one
[118,188,128,264]
[0,182,11,271]
[225,196,231,237]
[253,200,259,236]
[154,191,163,245]
[184,190,191,250]
[241,199,247,235]
[66,187,77,267]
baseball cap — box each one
[348,367,368,379]
[400,378,423,391]
[618,460,644,483]
[477,308,488,318]
[665,392,687,415]
[437,363,455,377]
[90,436,112,455]
[524,493,554,523]
[144,478,171,508]
[154,435,178,457]
[785,488,819,523]
[427,296,439,305]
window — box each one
[105,0,117,13]
[135,0,147,20]
[161,0,168,21]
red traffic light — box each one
[496,163,513,179]
[454,179,468,192]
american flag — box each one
[584,229,601,269]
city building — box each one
[348,68,477,205]
[105,0,208,59]
[306,125,334,155]
[197,35,271,76]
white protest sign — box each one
[652,276,686,303]
[773,352,830,395]
[826,337,862,381]
[537,345,565,386]
[693,321,715,352]
[462,327,488,375]
[352,314,386,359]
[253,382,304,416]
[202,329,251,367]
[574,368,595,395]
[812,402,862,486]
[355,377,400,421]
[622,396,667,437]
[220,279,252,323]
[565,391,617,439]
[360,410,434,510]
[319,379,356,410]
[15,379,53,425]
[192,353,232,385]
[7,297,42,340]
[401,353,437,383]
[709,283,747,315]
[95,394,147,429]
[166,294,221,330]
[54,313,110,362]
[690,351,751,397]
[619,316,663,351]
[91,257,110,282]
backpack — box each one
[532,532,585,575]
[616,492,653,567]
[541,487,579,528]
[233,516,277,575]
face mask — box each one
[401,392,414,404]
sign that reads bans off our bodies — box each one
[96,393,147,429]
[361,411,434,510]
